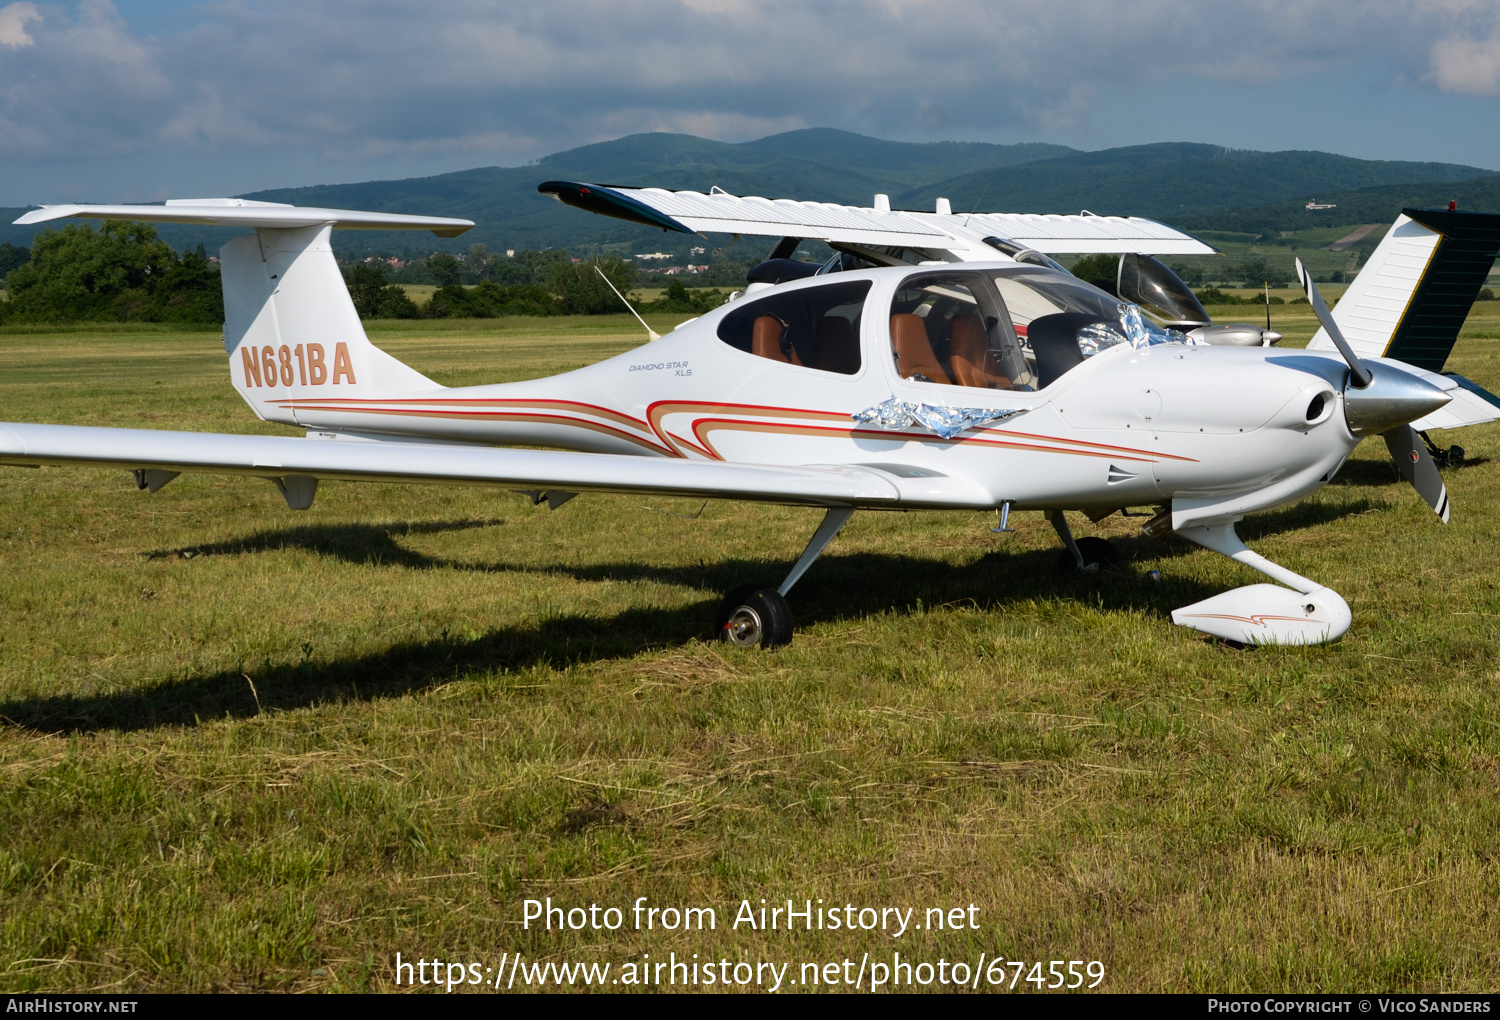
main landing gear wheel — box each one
[715,585,794,649]
[1058,536,1123,570]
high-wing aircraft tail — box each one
[1309,208,1500,430]
[13,199,473,426]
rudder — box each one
[1310,208,1500,372]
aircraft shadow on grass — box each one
[1,496,1382,735]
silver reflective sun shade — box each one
[853,398,1027,439]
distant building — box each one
[1306,201,1337,210]
[635,252,673,260]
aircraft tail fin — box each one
[11,200,471,428]
[222,225,441,425]
[1309,208,1500,372]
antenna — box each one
[595,264,660,342]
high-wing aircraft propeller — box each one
[0,194,1490,650]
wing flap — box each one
[0,423,899,506]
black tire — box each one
[715,586,794,649]
[1059,536,1123,570]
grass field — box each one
[2,306,1500,992]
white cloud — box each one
[3,0,1500,200]
[0,2,39,48]
[1430,29,1500,95]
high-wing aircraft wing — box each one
[537,181,1217,257]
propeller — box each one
[1384,425,1450,523]
[1295,258,1371,388]
[1295,258,1451,522]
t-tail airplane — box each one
[1,194,1494,647]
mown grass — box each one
[1,306,1499,992]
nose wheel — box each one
[716,585,794,648]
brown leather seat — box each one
[751,315,802,366]
[813,316,860,374]
[948,313,1010,388]
[890,313,950,384]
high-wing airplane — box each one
[542,180,1500,423]
[0,194,1491,647]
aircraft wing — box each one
[538,181,1216,256]
[0,423,902,506]
[14,198,474,237]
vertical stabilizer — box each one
[1309,209,1500,372]
[222,224,440,425]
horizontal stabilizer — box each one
[0,423,899,507]
[13,199,473,237]
[1409,372,1500,431]
[538,181,1216,256]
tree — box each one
[1170,261,1205,286]
[636,280,726,314]
[548,255,639,315]
[344,261,419,319]
[0,242,31,279]
[427,253,463,288]
[490,248,571,287]
[1070,253,1119,285]
[2,221,222,324]
[1238,256,1289,289]
[466,243,491,282]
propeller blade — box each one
[1295,257,1372,388]
[1384,424,1450,523]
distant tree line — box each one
[0,222,223,325]
[347,252,728,320]
[0,223,744,325]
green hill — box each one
[897,144,1495,220]
[1,132,1494,261]
[1182,176,1500,236]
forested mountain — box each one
[1179,176,1500,237]
[1,130,1494,257]
[896,144,1495,220]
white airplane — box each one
[0,195,1486,648]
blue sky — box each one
[3,1,1500,205]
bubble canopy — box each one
[1117,253,1210,328]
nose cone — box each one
[1344,362,1451,437]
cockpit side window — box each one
[716,280,869,374]
[888,272,1034,390]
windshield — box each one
[990,268,1121,335]
[988,267,1199,387]
[1117,253,1210,326]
